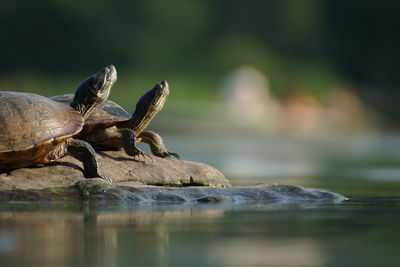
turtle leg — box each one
[116,128,148,161]
[138,131,182,160]
[87,127,147,161]
[65,139,111,182]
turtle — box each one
[0,65,117,181]
[50,80,181,160]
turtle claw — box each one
[84,171,112,183]
[99,173,112,183]
[132,148,152,163]
[157,151,182,160]
[133,151,142,161]
[138,151,144,161]
[168,151,182,160]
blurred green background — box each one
[1,0,400,126]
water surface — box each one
[1,194,400,267]
[1,134,400,266]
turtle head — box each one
[130,80,169,132]
[71,65,117,118]
[140,80,169,109]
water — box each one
[2,133,400,266]
[1,196,400,267]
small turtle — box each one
[51,80,180,160]
[0,65,117,181]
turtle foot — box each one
[168,151,182,160]
[132,149,152,163]
[84,172,112,183]
[97,173,112,183]
[158,151,182,160]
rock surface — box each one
[0,150,347,203]
[0,180,347,203]
[0,150,230,190]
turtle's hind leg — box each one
[138,131,181,160]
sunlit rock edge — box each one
[0,150,231,190]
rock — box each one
[0,150,231,190]
[0,150,347,203]
[0,180,347,203]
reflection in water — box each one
[208,239,323,267]
[0,204,226,267]
[0,231,14,254]
[1,198,400,266]
[0,203,328,267]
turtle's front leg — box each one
[51,138,111,182]
[85,127,147,161]
[138,131,181,160]
[117,128,147,160]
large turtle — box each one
[0,65,117,181]
[50,80,180,160]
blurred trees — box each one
[0,0,399,117]
[324,0,400,118]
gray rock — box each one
[0,150,231,190]
[0,150,347,203]
[0,179,347,203]
[105,183,347,203]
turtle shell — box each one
[0,92,84,168]
[51,94,130,128]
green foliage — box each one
[1,0,400,117]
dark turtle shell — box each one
[0,92,84,168]
[51,94,130,129]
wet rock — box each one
[196,196,231,203]
[0,150,347,203]
[122,183,347,203]
[0,149,230,190]
[0,180,347,203]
